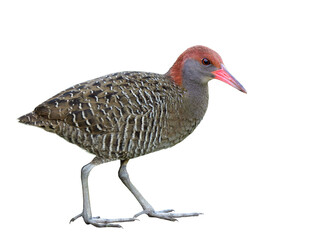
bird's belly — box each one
[56,114,200,162]
[55,119,170,162]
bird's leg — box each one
[70,157,136,228]
[118,159,202,221]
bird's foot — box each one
[134,209,202,221]
[70,213,137,228]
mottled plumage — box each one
[19,71,201,161]
[19,45,246,228]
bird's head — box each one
[167,45,247,93]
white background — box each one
[1,0,309,239]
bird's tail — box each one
[18,112,57,132]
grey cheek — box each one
[182,59,215,86]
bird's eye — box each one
[201,58,211,65]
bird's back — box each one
[19,71,201,161]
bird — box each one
[19,45,246,228]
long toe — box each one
[69,213,83,223]
[135,209,202,221]
[70,212,138,228]
[88,217,137,224]
[86,217,138,228]
[89,222,123,228]
[134,209,175,218]
[149,211,202,221]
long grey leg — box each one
[118,159,202,221]
[70,157,136,228]
[118,159,154,212]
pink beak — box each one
[212,64,247,93]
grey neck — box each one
[181,60,209,121]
